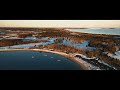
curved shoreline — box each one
[0,49,90,70]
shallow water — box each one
[0,51,82,70]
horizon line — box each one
[0,27,120,28]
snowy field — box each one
[107,51,120,60]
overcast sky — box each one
[0,20,120,28]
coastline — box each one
[67,28,120,36]
[0,49,89,70]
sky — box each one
[0,20,120,28]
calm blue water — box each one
[69,28,120,35]
[0,51,81,70]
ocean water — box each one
[69,28,120,35]
[0,51,82,70]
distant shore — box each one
[0,48,89,70]
[66,28,120,35]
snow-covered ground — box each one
[73,53,116,70]
[73,54,101,70]
[40,37,96,50]
[0,43,42,49]
[107,51,120,60]
[10,43,42,48]
[73,55,101,70]
[22,37,37,41]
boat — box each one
[44,54,47,56]
[32,56,34,58]
[57,60,61,62]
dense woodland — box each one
[18,33,33,38]
[0,39,38,47]
[39,44,86,54]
